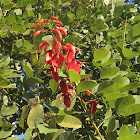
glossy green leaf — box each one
[77,80,97,92]
[24,128,33,140]
[56,131,76,140]
[112,75,123,88]
[80,74,92,79]
[133,24,140,37]
[56,114,82,128]
[68,69,80,82]
[44,102,59,114]
[115,95,140,116]
[122,48,137,59]
[27,104,44,128]
[22,60,33,77]
[119,82,140,93]
[37,123,58,134]
[101,67,120,79]
[93,48,109,61]
[98,80,116,94]
[119,125,130,138]
[49,79,59,93]
[19,105,29,129]
[114,6,123,17]
[29,77,43,84]
[0,130,12,139]
[107,118,119,132]
[1,105,18,116]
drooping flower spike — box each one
[33,16,91,108]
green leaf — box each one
[0,130,12,139]
[98,80,116,94]
[133,24,140,37]
[80,74,92,80]
[29,77,44,84]
[1,105,18,116]
[56,131,76,140]
[24,128,33,140]
[27,104,44,128]
[119,125,130,138]
[115,95,140,116]
[56,115,82,128]
[42,35,53,42]
[76,8,86,20]
[15,39,23,48]
[122,48,137,59]
[3,0,10,5]
[100,67,120,79]
[6,137,22,140]
[68,69,80,82]
[37,123,58,134]
[91,19,107,32]
[112,75,123,88]
[49,79,59,93]
[3,95,8,105]
[19,105,29,129]
[44,102,59,114]
[67,13,75,21]
[114,6,123,17]
[128,125,137,134]
[93,48,109,61]
[126,28,133,42]
[0,80,10,87]
[22,60,33,77]
[77,80,97,92]
[119,82,140,93]
[107,118,119,132]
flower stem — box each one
[78,93,104,140]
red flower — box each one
[53,29,62,42]
[54,20,63,26]
[89,100,98,115]
[51,16,58,21]
[39,19,45,24]
[64,95,71,108]
[55,27,67,36]
[38,41,50,52]
[50,52,64,67]
[59,78,69,94]
[44,50,53,64]
[86,90,91,96]
[67,59,81,74]
[33,23,41,29]
[34,29,43,37]
[53,38,62,53]
[50,66,59,83]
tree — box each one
[0,0,140,139]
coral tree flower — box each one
[34,29,43,37]
[89,100,98,115]
[59,79,72,108]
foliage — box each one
[0,0,140,139]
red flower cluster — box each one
[33,16,98,114]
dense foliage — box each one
[0,0,140,139]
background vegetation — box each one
[0,0,140,139]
